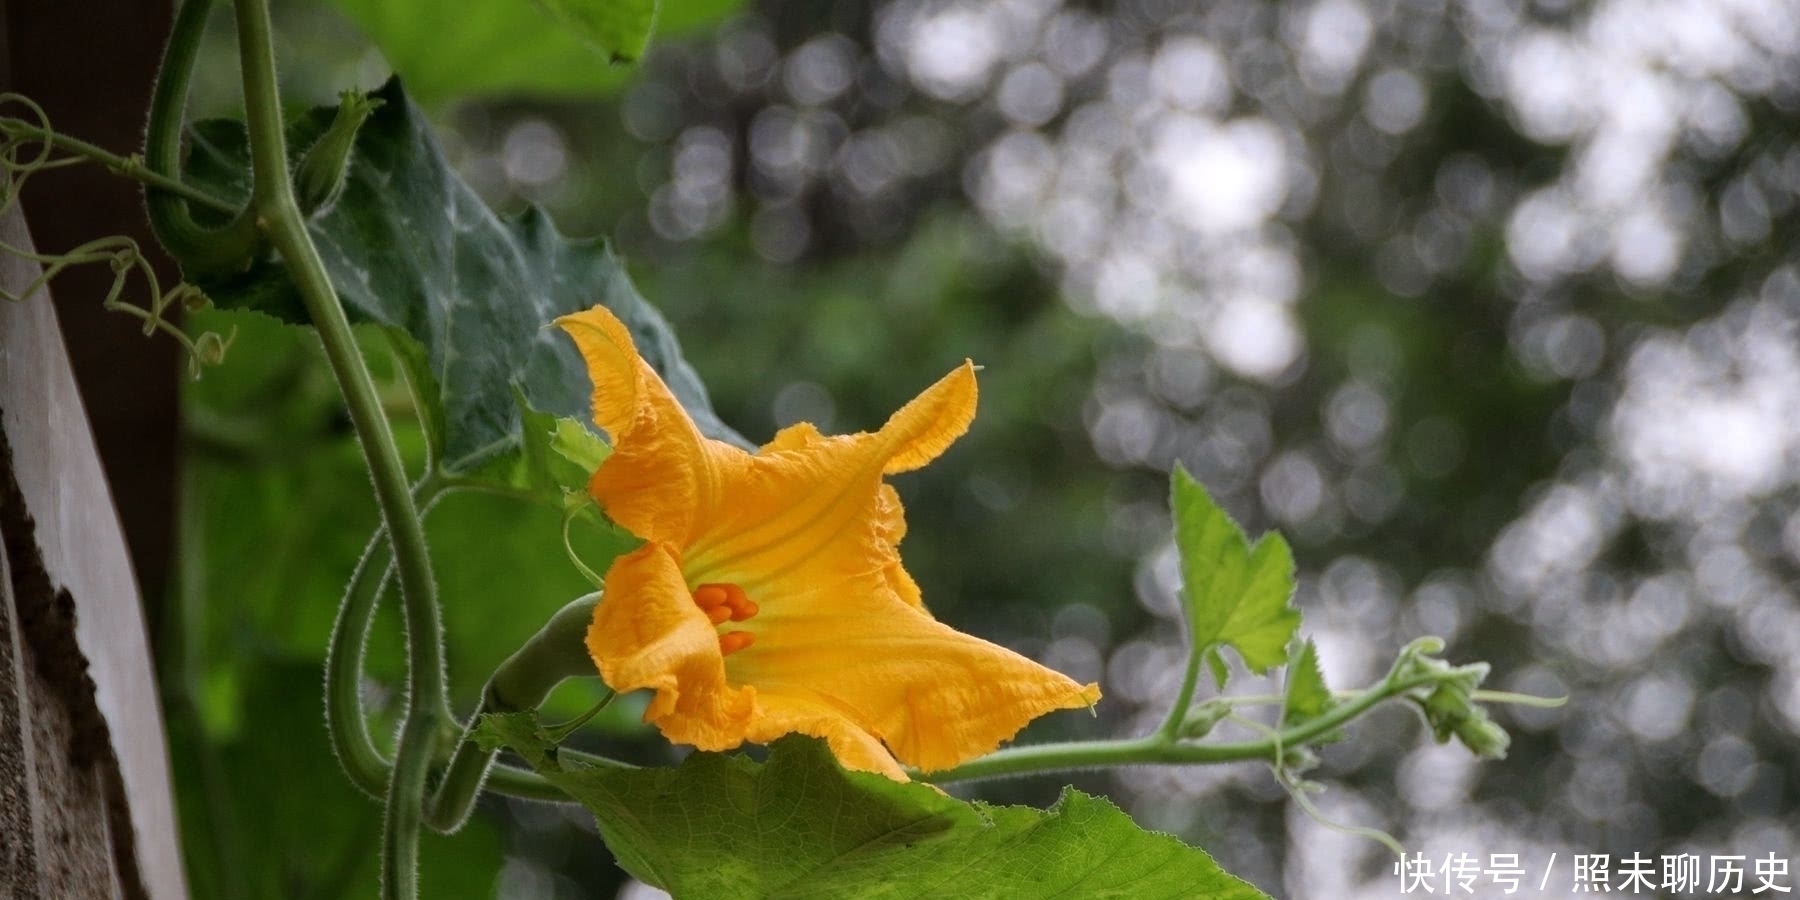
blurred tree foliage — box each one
[171,0,1800,897]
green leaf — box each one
[183,78,742,477]
[446,389,616,501]
[551,413,610,472]
[1281,639,1333,724]
[1170,465,1300,685]
[535,0,659,62]
[328,0,742,102]
[1281,639,1341,742]
[478,717,1270,899]
[1203,646,1229,688]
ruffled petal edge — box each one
[588,543,758,751]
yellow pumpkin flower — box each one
[555,305,1100,780]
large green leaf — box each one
[477,715,1270,899]
[1170,465,1300,685]
[327,0,742,102]
[183,78,739,475]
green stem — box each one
[1180,688,1562,709]
[325,481,612,810]
[1156,638,1207,742]
[542,690,618,744]
[147,0,259,273]
[1469,689,1567,708]
[424,595,605,832]
[1272,757,1406,857]
[325,475,448,800]
[484,760,586,802]
[0,119,238,214]
[230,1,443,897]
[489,744,631,798]
[923,675,1435,784]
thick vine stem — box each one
[229,0,443,896]
[326,478,612,807]
[424,594,606,832]
[325,477,446,800]
[147,0,260,273]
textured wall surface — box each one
[1,211,189,900]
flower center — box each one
[692,582,759,656]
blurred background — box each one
[126,0,1800,896]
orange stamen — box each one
[692,584,729,609]
[718,631,755,656]
[695,582,761,624]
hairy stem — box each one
[922,674,1435,784]
[330,486,646,812]
[324,476,448,800]
[327,474,597,808]
[230,0,444,896]
[147,0,259,272]
[424,594,611,832]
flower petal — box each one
[681,431,893,590]
[556,305,714,546]
[589,543,757,751]
[743,690,910,781]
[760,421,825,454]
[680,366,973,591]
[554,305,642,443]
[729,573,1100,775]
[561,322,1069,779]
[874,484,923,609]
[878,361,978,474]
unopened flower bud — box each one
[296,90,383,215]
